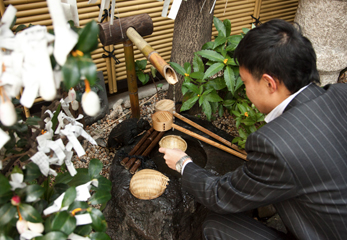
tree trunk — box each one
[168,0,215,113]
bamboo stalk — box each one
[126,27,177,85]
[171,124,247,161]
[173,112,247,156]
[120,127,154,166]
[124,131,159,169]
[0,0,6,15]
[129,160,141,174]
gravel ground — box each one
[73,90,240,179]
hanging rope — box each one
[251,15,262,26]
[102,46,120,65]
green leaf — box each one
[218,104,224,118]
[204,90,223,103]
[24,162,42,182]
[51,211,76,235]
[25,185,44,202]
[224,66,236,94]
[89,159,103,178]
[183,62,191,74]
[224,19,232,36]
[0,174,11,196]
[36,231,68,240]
[189,72,204,80]
[68,168,90,187]
[74,224,92,236]
[0,233,13,240]
[19,203,42,223]
[182,85,189,96]
[156,83,163,88]
[203,62,225,80]
[206,77,226,90]
[11,166,23,174]
[90,208,107,232]
[78,56,97,86]
[76,20,99,53]
[180,96,199,112]
[227,35,243,46]
[25,116,41,126]
[62,187,77,208]
[97,177,112,192]
[0,191,12,205]
[193,53,204,73]
[62,56,81,90]
[234,76,244,92]
[51,103,61,132]
[201,41,214,50]
[16,138,27,148]
[223,99,236,107]
[68,201,89,212]
[137,71,147,84]
[231,110,241,117]
[151,66,157,78]
[88,190,111,205]
[213,36,227,49]
[202,100,212,121]
[0,203,16,226]
[135,59,147,70]
[169,62,186,76]
[90,232,111,240]
[15,24,27,33]
[196,50,224,62]
[33,200,48,215]
[242,27,250,34]
[237,103,247,114]
[54,183,70,196]
[238,128,248,139]
[55,171,73,185]
[213,16,226,37]
[182,83,200,95]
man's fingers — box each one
[159,147,166,154]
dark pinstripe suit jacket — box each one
[182,83,347,240]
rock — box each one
[109,105,123,120]
[95,138,107,148]
[266,213,287,234]
[103,115,245,240]
[124,99,131,109]
[112,99,124,110]
[294,0,347,85]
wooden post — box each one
[123,39,140,119]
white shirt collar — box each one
[264,84,310,123]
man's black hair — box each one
[234,19,320,93]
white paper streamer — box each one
[75,213,92,225]
[30,151,57,177]
[20,231,42,240]
[65,150,77,176]
[9,173,27,191]
[161,0,171,17]
[68,233,91,240]
[0,128,10,151]
[47,0,78,66]
[167,0,182,20]
[67,0,80,27]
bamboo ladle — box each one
[152,111,248,161]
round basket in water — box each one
[159,135,187,152]
[129,169,170,200]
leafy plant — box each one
[170,16,265,149]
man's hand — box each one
[159,147,187,170]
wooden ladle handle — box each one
[172,123,247,161]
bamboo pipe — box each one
[130,131,165,174]
[124,130,159,169]
[120,127,154,166]
[123,39,140,119]
[126,27,178,85]
[173,112,247,156]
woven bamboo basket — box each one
[129,169,170,200]
[159,135,187,152]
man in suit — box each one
[159,19,347,240]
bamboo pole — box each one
[123,39,140,119]
[120,127,154,166]
[124,130,159,169]
[173,112,247,156]
[0,0,6,15]
[253,0,262,19]
[126,27,177,85]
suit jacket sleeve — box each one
[182,131,298,214]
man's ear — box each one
[262,74,278,93]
